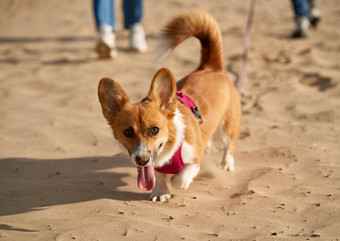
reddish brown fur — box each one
[98,69,181,160]
[98,10,241,198]
[162,10,242,157]
[110,101,176,157]
[162,10,224,71]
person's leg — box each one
[291,0,311,38]
[123,0,147,52]
[93,0,117,58]
[123,0,143,29]
[292,0,310,20]
[94,0,115,30]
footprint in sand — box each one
[263,50,291,65]
[299,73,336,91]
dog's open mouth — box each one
[137,165,155,191]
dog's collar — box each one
[153,91,202,174]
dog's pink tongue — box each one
[137,165,155,191]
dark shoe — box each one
[292,16,312,38]
[310,7,321,28]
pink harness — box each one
[154,91,203,174]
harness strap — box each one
[153,91,202,174]
[154,141,184,174]
[176,91,203,124]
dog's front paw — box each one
[148,192,171,202]
[149,172,171,202]
[170,174,191,190]
[171,164,200,190]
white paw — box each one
[171,164,200,190]
[205,140,213,153]
[148,193,171,202]
[219,162,235,172]
[171,174,191,190]
[219,151,235,172]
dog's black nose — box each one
[135,156,150,166]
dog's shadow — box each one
[0,154,148,216]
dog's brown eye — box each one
[150,126,159,136]
[123,128,134,138]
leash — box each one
[235,0,256,92]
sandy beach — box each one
[0,0,339,240]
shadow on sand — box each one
[0,154,148,216]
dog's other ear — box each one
[98,77,130,120]
[148,68,177,112]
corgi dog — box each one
[98,10,241,202]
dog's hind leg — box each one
[219,103,241,171]
[205,139,213,153]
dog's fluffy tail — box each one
[156,9,224,71]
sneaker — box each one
[310,7,321,27]
[96,24,117,59]
[308,0,322,27]
[292,16,312,38]
[130,23,147,52]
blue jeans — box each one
[291,0,310,20]
[93,0,144,31]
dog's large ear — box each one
[98,77,130,120]
[148,68,177,112]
